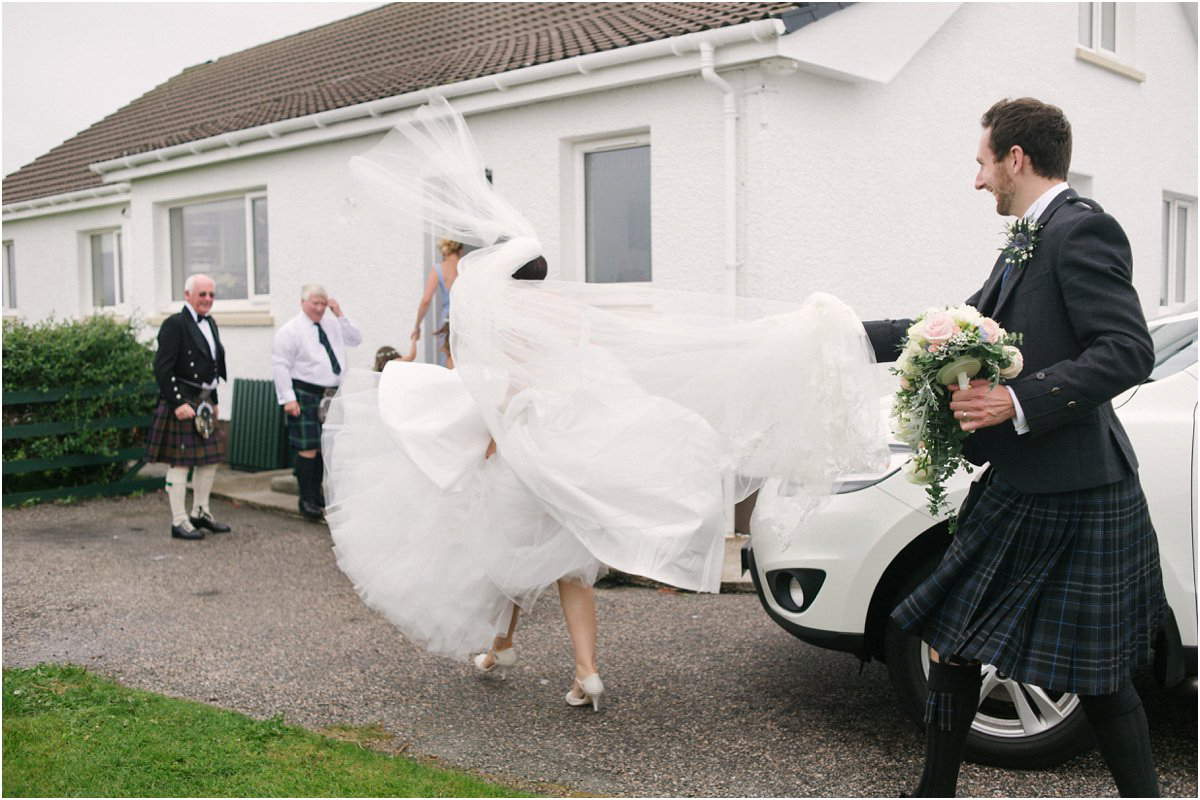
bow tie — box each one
[196,314,208,323]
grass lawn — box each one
[3,664,532,797]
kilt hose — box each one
[144,401,224,466]
[892,471,1166,696]
[286,381,331,452]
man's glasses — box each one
[196,291,215,298]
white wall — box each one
[742,2,1197,320]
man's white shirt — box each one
[1006,181,1070,435]
[185,304,218,390]
[272,311,364,404]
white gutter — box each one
[1,182,130,221]
[84,17,782,179]
[698,41,739,299]
[6,18,785,217]
[698,40,743,537]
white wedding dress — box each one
[323,97,888,660]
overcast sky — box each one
[2,1,387,177]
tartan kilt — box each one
[144,400,224,466]
[286,384,327,451]
[891,471,1166,696]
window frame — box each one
[2,240,15,311]
[165,190,269,309]
[570,132,653,284]
[1160,193,1197,310]
[1075,2,1143,81]
[86,227,126,310]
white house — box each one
[3,2,1196,419]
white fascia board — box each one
[777,2,961,85]
[81,18,783,184]
[2,183,130,221]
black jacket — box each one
[153,306,228,407]
[864,191,1154,494]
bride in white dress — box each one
[323,96,888,710]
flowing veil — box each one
[327,96,889,657]
[349,96,889,506]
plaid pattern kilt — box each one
[286,384,328,451]
[892,472,1166,696]
[144,400,224,466]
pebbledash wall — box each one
[3,3,1195,418]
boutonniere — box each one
[1000,218,1040,267]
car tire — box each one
[882,552,1094,769]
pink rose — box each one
[921,313,958,347]
[978,318,1003,343]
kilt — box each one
[144,400,224,466]
[287,382,331,451]
[892,471,1166,696]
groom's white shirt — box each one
[1007,181,1071,435]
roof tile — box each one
[4,2,820,205]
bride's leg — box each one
[478,603,519,670]
[557,578,597,678]
[493,604,520,652]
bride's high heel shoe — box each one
[565,673,604,711]
[473,647,516,678]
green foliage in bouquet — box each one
[2,315,156,496]
[889,305,1023,530]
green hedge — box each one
[3,315,157,495]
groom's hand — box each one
[949,379,1015,432]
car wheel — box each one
[882,554,1094,769]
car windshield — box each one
[1147,312,1198,382]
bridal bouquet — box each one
[889,305,1023,528]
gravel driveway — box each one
[3,494,1195,797]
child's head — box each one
[373,345,401,372]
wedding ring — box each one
[962,411,969,421]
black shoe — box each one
[171,523,205,540]
[298,499,325,521]
[190,510,231,533]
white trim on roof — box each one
[79,17,785,185]
[2,182,130,221]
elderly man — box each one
[272,284,363,519]
[145,273,230,540]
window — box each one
[2,240,14,310]
[1160,195,1196,308]
[169,193,268,301]
[580,138,651,283]
[1078,2,1117,54]
[89,230,124,307]
[1076,3,1142,80]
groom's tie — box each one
[316,323,341,375]
[1001,262,1015,288]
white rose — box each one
[951,305,984,328]
[890,413,918,444]
[998,346,1024,379]
[903,459,932,484]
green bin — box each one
[228,378,290,471]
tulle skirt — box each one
[322,362,727,660]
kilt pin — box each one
[865,190,1167,698]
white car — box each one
[744,310,1197,768]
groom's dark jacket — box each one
[864,189,1154,495]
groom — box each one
[864,98,1165,797]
